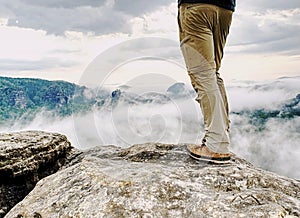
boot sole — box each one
[186,146,231,164]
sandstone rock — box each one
[6,143,300,218]
[0,131,75,217]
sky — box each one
[0,0,299,85]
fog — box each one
[1,77,299,179]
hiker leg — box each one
[179,4,230,154]
[213,7,233,129]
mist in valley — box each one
[1,77,299,180]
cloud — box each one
[0,0,298,82]
[129,3,178,37]
[229,3,300,55]
[1,0,298,56]
[19,0,103,9]
[228,77,300,111]
[0,0,174,35]
[0,58,78,71]
[113,0,173,16]
[230,114,300,180]
[237,0,300,11]
[4,2,129,35]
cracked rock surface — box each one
[0,131,74,217]
[5,143,300,218]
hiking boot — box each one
[186,144,231,164]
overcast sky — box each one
[0,0,299,84]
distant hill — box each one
[0,77,106,125]
[0,77,299,130]
[232,93,300,129]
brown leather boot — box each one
[187,144,231,164]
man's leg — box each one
[179,4,230,154]
[214,7,233,125]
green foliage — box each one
[0,76,104,124]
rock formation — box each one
[0,131,74,217]
[5,142,300,218]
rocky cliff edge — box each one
[1,132,300,217]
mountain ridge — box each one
[0,76,299,130]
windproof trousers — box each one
[178,3,233,154]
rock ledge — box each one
[6,143,300,218]
[0,131,74,217]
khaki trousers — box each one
[178,3,232,154]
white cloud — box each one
[0,24,133,82]
[130,3,178,36]
[237,0,300,11]
[0,0,299,83]
[230,8,300,54]
[221,53,300,82]
[230,114,300,179]
[227,76,300,111]
[0,0,174,35]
